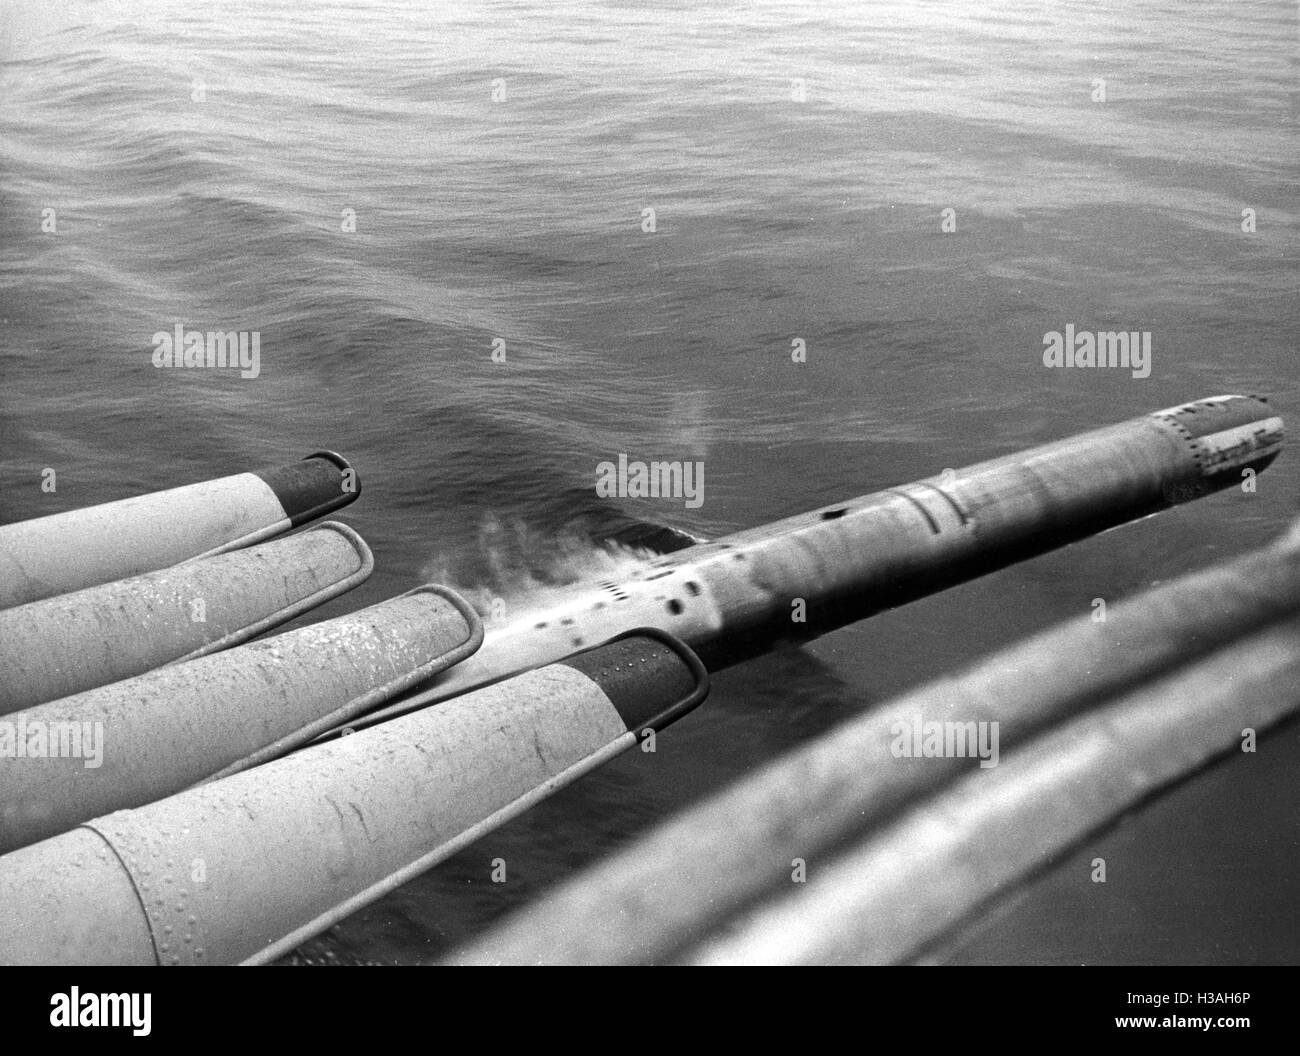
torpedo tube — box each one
[0,630,707,966]
[0,521,374,712]
[0,585,482,854]
[0,451,361,609]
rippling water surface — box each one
[1,0,1296,963]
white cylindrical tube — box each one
[0,521,373,712]
[0,451,361,609]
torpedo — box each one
[339,393,1283,735]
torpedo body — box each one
[349,394,1283,732]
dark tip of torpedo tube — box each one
[254,451,362,527]
[559,628,710,741]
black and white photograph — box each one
[0,0,1294,1025]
